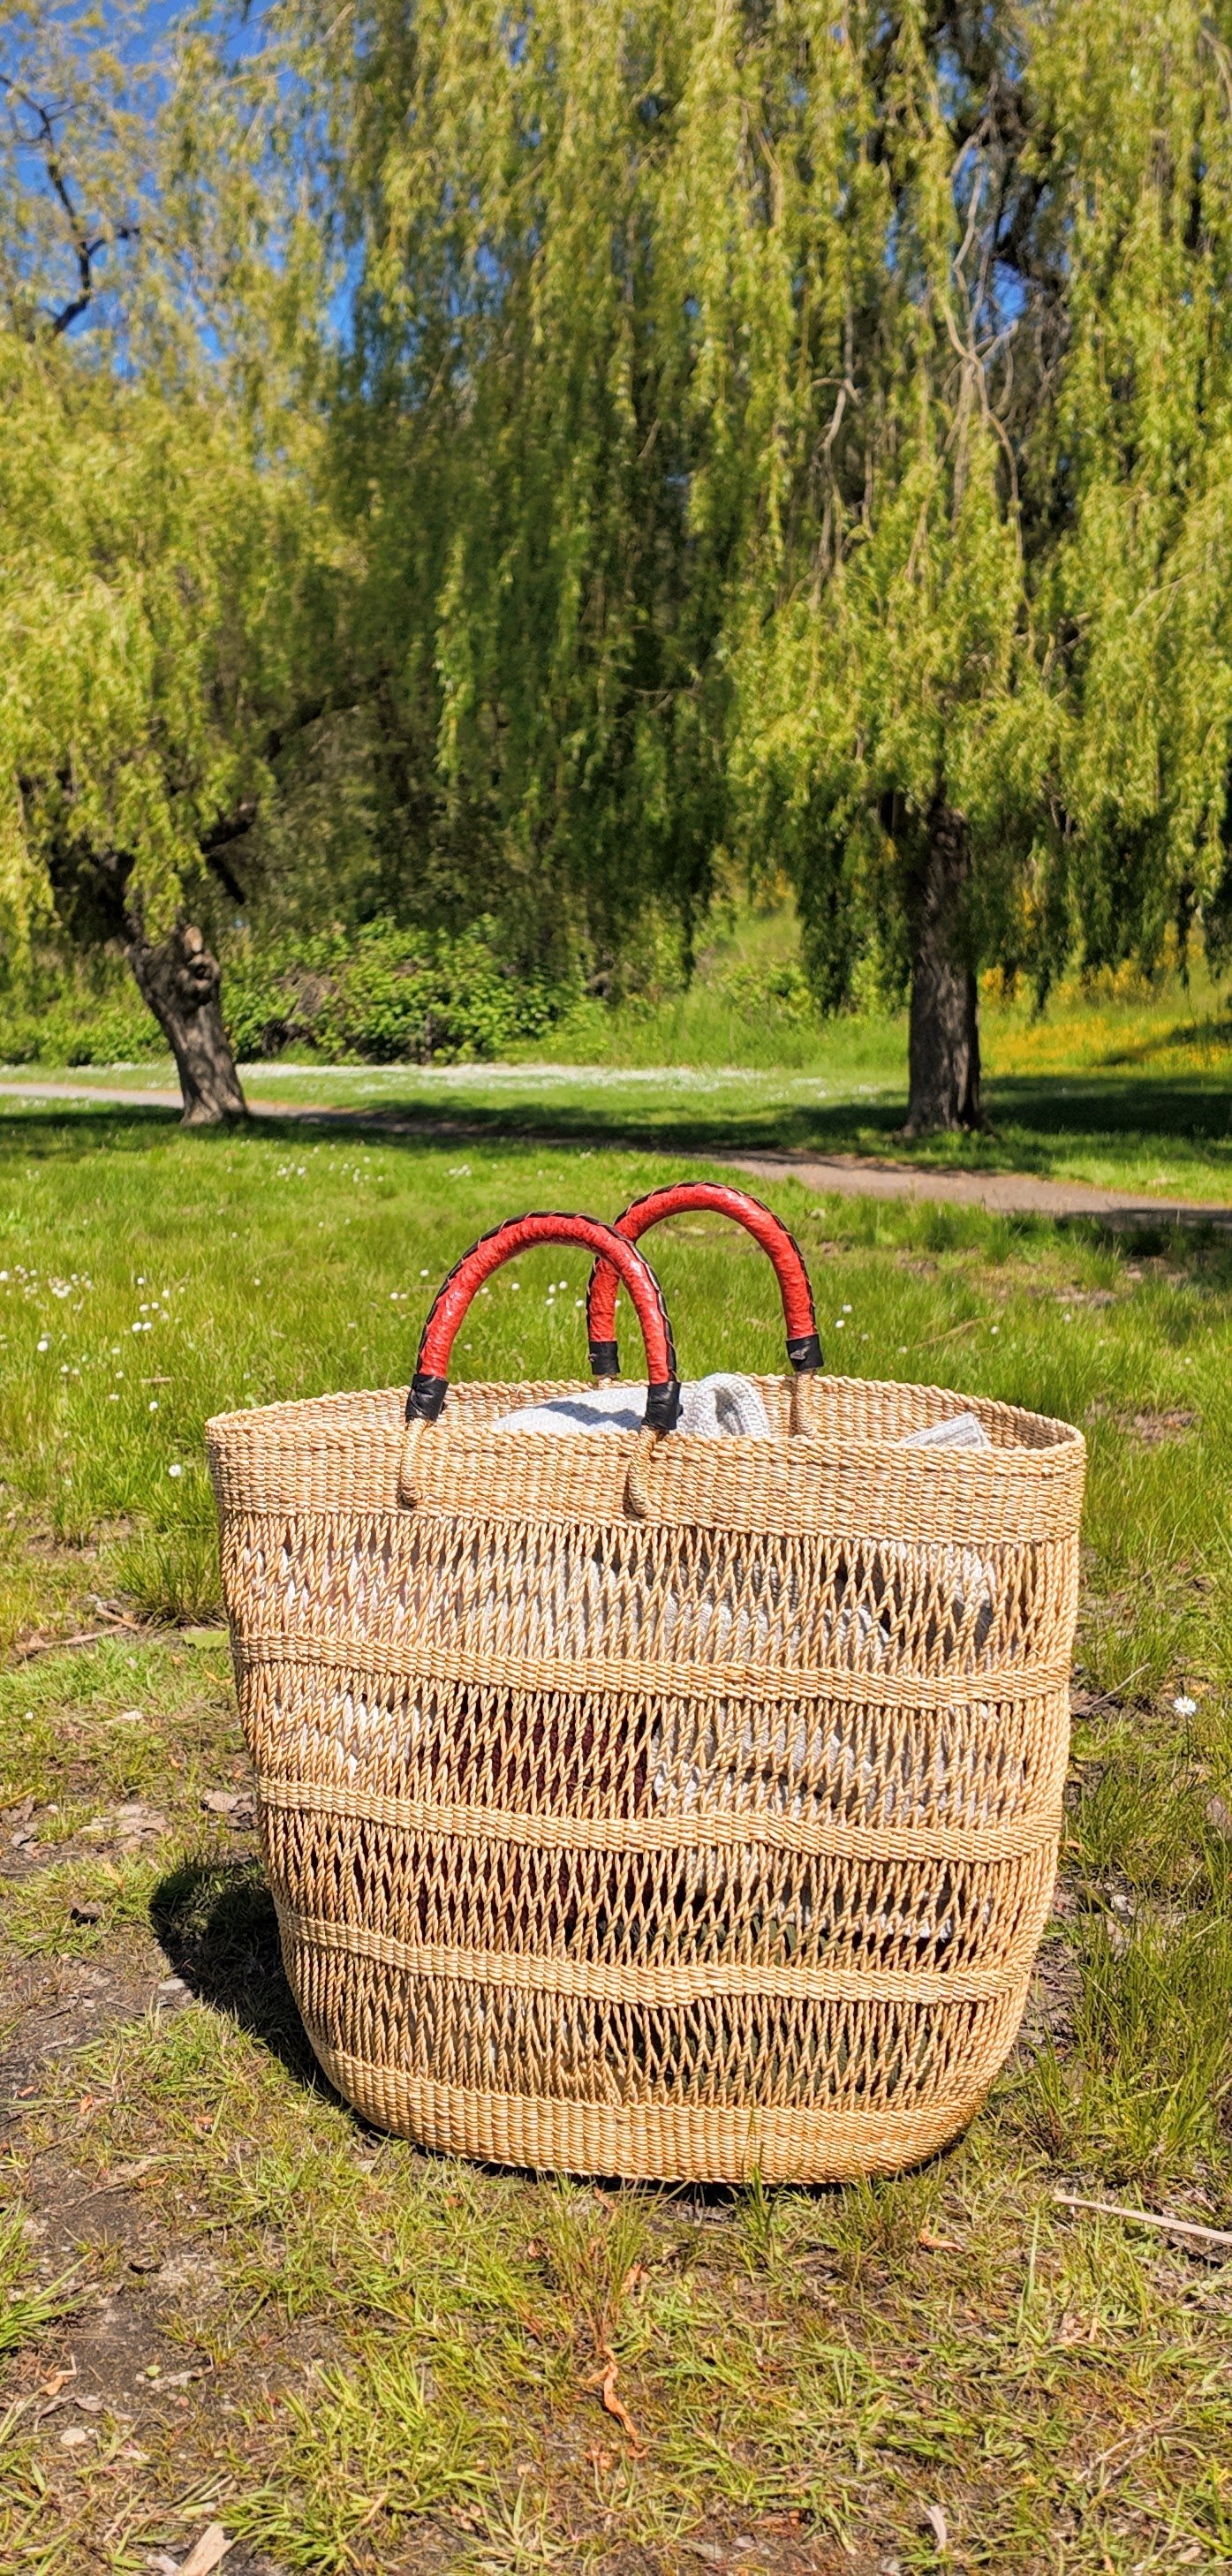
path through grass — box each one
[9,947,1232,1202]
[1,1106,1230,2572]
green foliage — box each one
[0,4,338,1011]
[8,3,1232,1099]
[220,918,575,1066]
[0,338,327,963]
[0,985,161,1067]
[0,915,578,1070]
[714,956,817,1028]
[275,0,1232,1018]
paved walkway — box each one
[3,1074,1229,1229]
[726,1149,1232,1230]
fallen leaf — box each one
[200,1790,243,1815]
[178,2525,233,2576]
[922,2500,949,2552]
[70,1900,102,1924]
[620,2262,648,2298]
[38,2365,76,2398]
[59,2425,90,2448]
[586,2341,645,2456]
[917,2232,962,2252]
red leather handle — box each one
[586,1182,821,1377]
[410,1212,681,1429]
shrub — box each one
[220,917,574,1064]
[0,919,578,1069]
[714,956,817,1024]
[0,989,162,1066]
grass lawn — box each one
[2,1103,1231,2573]
[10,953,1232,1202]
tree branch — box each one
[0,72,140,336]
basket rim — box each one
[206,1370,1085,1471]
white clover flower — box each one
[36,1336,49,1351]
[168,1463,183,1478]
[149,1401,159,1412]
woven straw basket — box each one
[207,1188,1085,2183]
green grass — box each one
[8,938,1232,1201]
[2,1107,1231,2571]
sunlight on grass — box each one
[6,931,1232,1202]
[2,1105,1231,2571]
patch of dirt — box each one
[1014,1920,1084,2059]
[1082,1401,1198,1444]
[0,1940,183,2129]
[1130,1407,1198,1445]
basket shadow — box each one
[149,1848,339,2104]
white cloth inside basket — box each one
[495,1378,992,1451]
[495,1372,772,1439]
[900,1411,990,1452]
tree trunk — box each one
[125,924,247,1126]
[903,800,982,1136]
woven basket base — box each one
[308,2038,994,2182]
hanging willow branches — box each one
[5,2,1232,1122]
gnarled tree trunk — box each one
[126,924,247,1126]
[903,799,982,1136]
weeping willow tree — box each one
[293,3,751,980]
[1035,1,1232,987]
[293,0,1232,1126]
[712,0,1232,1126]
[0,2,337,1121]
[675,0,1051,1131]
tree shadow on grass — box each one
[150,1849,336,2100]
[6,1066,1232,1168]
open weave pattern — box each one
[208,1371,1085,2180]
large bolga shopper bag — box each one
[207,1197,1086,2182]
